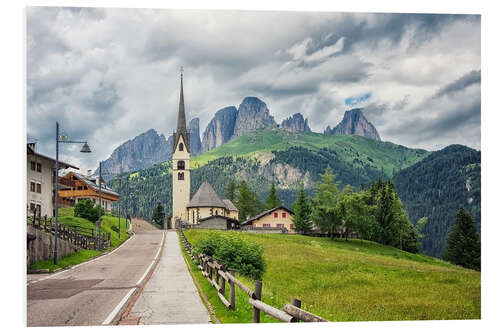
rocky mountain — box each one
[280,113,311,132]
[98,128,172,177]
[325,108,381,141]
[232,97,277,138]
[188,118,202,156]
[97,117,201,177]
[201,106,238,152]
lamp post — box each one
[54,121,91,265]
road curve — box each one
[27,229,164,327]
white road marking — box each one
[102,288,137,325]
[102,230,165,325]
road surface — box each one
[27,227,164,327]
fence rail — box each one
[178,228,328,323]
[27,215,111,250]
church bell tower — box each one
[172,69,190,224]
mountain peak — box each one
[232,97,277,138]
[324,108,381,141]
[280,113,311,132]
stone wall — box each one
[27,225,78,270]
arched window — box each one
[215,210,218,216]
[178,172,184,180]
[177,160,185,170]
[179,142,184,151]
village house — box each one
[58,171,119,212]
[27,142,79,217]
[241,206,296,233]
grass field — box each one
[189,128,429,175]
[29,207,131,272]
[182,229,480,322]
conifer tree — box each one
[292,182,312,233]
[444,207,481,270]
[311,166,342,238]
[151,202,165,228]
[236,181,260,221]
[225,179,237,202]
[265,182,281,210]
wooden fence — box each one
[27,215,111,250]
[178,228,328,323]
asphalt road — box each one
[27,229,164,327]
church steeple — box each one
[177,69,187,133]
[173,68,190,153]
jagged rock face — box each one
[280,113,311,132]
[98,129,172,176]
[188,118,202,156]
[232,97,277,138]
[324,108,381,141]
[201,106,238,152]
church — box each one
[171,72,238,227]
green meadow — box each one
[182,229,480,322]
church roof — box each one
[187,181,226,208]
[223,199,238,211]
[173,72,190,153]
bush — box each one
[194,231,266,280]
[74,199,105,223]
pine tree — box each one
[236,181,260,221]
[444,207,481,270]
[311,166,342,238]
[265,182,281,210]
[292,182,312,233]
[152,202,165,228]
[225,179,236,202]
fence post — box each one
[292,298,302,322]
[253,280,263,323]
[220,264,226,296]
[229,269,236,310]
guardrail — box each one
[27,215,111,250]
[178,228,328,323]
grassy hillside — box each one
[191,128,428,174]
[111,129,429,220]
[183,229,480,322]
[29,207,130,272]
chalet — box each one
[241,206,295,233]
[58,171,119,212]
[27,142,79,217]
[186,181,239,224]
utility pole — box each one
[54,122,60,264]
[98,161,102,251]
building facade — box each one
[27,143,78,217]
[58,171,119,212]
[241,206,295,233]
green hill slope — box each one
[113,129,429,220]
[183,229,480,322]
[393,144,481,258]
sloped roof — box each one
[69,172,119,198]
[241,205,294,225]
[223,199,238,212]
[27,144,79,170]
[187,181,226,208]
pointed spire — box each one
[177,68,187,133]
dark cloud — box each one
[434,70,481,98]
[26,8,481,170]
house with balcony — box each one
[27,142,79,217]
[241,206,296,233]
[58,171,119,212]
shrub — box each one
[74,199,105,223]
[194,231,265,280]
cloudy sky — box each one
[27,7,481,171]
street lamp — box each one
[54,121,91,265]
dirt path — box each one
[131,218,160,233]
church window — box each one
[178,172,184,180]
[177,160,185,170]
[179,142,184,151]
[215,210,218,215]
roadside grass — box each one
[29,207,131,273]
[183,229,480,322]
